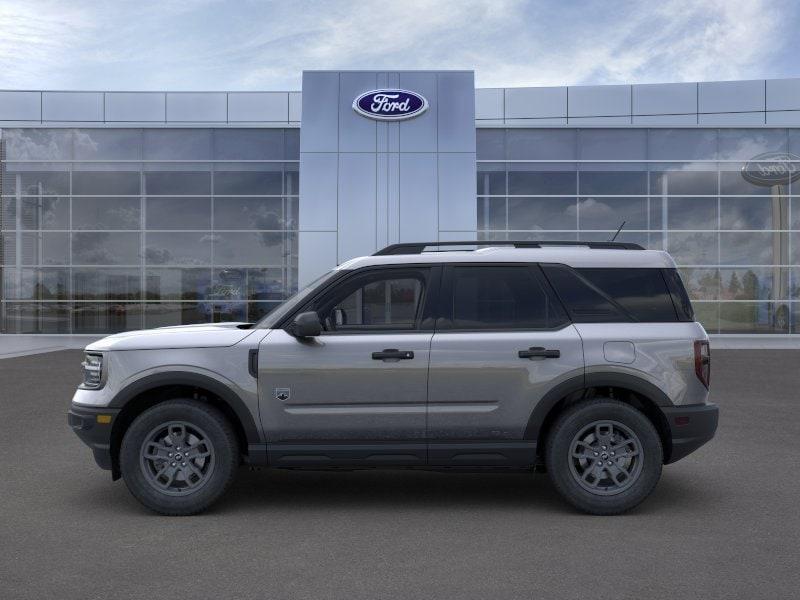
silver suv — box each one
[68,241,718,515]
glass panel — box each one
[20,196,69,230]
[72,232,140,265]
[2,268,69,300]
[20,232,70,265]
[73,268,141,300]
[666,232,719,265]
[1,198,16,229]
[477,197,506,230]
[476,166,506,195]
[667,197,717,230]
[650,170,717,195]
[246,268,287,300]
[210,302,246,323]
[508,197,577,230]
[213,197,283,230]
[334,278,423,328]
[718,129,788,160]
[144,171,211,195]
[214,129,284,160]
[3,302,70,333]
[578,197,647,230]
[248,302,281,322]
[506,129,576,160]
[476,129,504,160]
[579,171,647,195]
[73,302,143,333]
[508,170,576,195]
[3,129,73,160]
[72,197,140,230]
[285,129,300,159]
[578,129,646,160]
[720,232,775,265]
[209,268,247,301]
[693,302,719,333]
[678,268,720,300]
[145,268,212,300]
[144,302,211,328]
[284,164,299,196]
[720,168,779,196]
[213,232,292,265]
[13,171,70,195]
[214,170,282,195]
[719,302,788,334]
[72,171,141,195]
[718,268,781,300]
[73,129,142,160]
[721,197,782,230]
[143,129,213,160]
[647,129,717,161]
[145,197,211,230]
[145,232,213,265]
[576,268,677,322]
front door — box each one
[427,264,584,466]
[258,266,438,466]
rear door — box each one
[427,264,584,466]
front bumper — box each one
[68,404,121,471]
[662,402,719,464]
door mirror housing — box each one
[291,311,322,338]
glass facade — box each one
[477,128,800,334]
[0,128,299,333]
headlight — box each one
[81,353,104,389]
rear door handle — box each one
[372,348,414,360]
[518,347,560,359]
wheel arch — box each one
[527,372,673,463]
[108,372,261,480]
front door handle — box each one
[372,348,414,360]
[518,347,560,359]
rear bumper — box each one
[68,404,120,471]
[662,403,719,464]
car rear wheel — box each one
[545,399,663,515]
[120,400,239,515]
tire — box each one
[545,399,662,515]
[120,399,240,515]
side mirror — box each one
[291,311,322,338]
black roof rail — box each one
[373,240,644,256]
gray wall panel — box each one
[298,231,338,287]
[105,92,165,122]
[633,82,696,115]
[437,72,476,152]
[766,79,800,111]
[568,115,631,125]
[438,153,477,232]
[569,85,630,117]
[300,72,339,152]
[699,80,764,113]
[766,111,800,126]
[0,91,41,121]
[228,92,288,122]
[298,153,338,231]
[166,92,226,122]
[399,153,438,241]
[339,72,377,152]
[698,112,765,125]
[505,86,567,119]
[42,92,103,121]
[399,72,438,152]
[475,88,504,120]
[632,114,698,125]
[337,153,377,261]
[289,92,302,122]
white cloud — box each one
[0,0,794,90]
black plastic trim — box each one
[584,372,673,406]
[374,240,644,255]
[662,403,719,464]
[108,371,262,444]
[68,405,121,471]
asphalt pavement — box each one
[1,349,798,599]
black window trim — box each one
[436,262,572,333]
[279,264,441,335]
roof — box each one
[337,246,676,270]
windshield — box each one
[255,269,339,329]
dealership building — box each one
[1,70,800,338]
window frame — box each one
[436,262,571,332]
[284,265,441,335]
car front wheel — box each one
[120,400,239,515]
[545,399,663,515]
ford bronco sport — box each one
[68,241,718,515]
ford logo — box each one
[741,152,800,186]
[353,89,428,121]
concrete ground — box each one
[0,349,798,600]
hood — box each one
[85,322,257,352]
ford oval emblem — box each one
[353,89,428,121]
[741,152,800,186]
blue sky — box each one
[0,0,798,90]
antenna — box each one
[610,220,626,242]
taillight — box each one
[694,340,710,388]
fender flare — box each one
[109,371,262,444]
[523,371,672,441]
